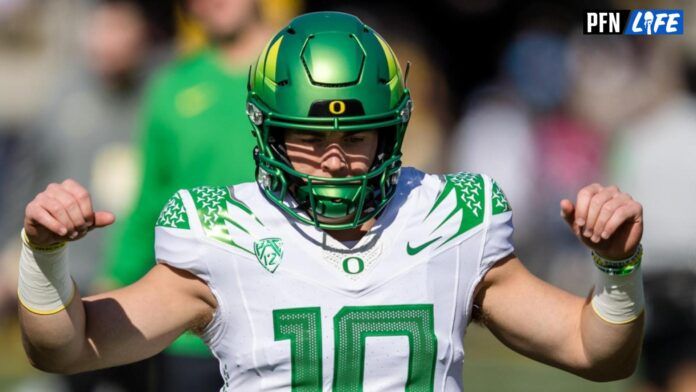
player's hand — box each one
[23,179,115,247]
[560,183,643,260]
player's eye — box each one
[345,136,365,143]
[299,136,323,143]
[345,131,370,143]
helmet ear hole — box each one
[266,126,292,166]
[372,125,398,169]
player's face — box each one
[284,130,378,178]
[85,1,147,80]
[187,0,258,42]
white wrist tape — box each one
[18,229,76,315]
[591,265,644,324]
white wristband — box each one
[18,229,76,315]
[591,264,645,324]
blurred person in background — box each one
[448,6,600,292]
[5,0,158,390]
[388,37,450,173]
[28,0,152,300]
[101,0,279,390]
[603,35,696,392]
[0,0,84,323]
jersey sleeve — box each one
[479,177,515,275]
[154,190,210,283]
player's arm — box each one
[18,180,216,374]
[474,184,644,381]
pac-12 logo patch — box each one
[254,238,284,273]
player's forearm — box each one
[17,227,91,374]
[575,247,646,381]
[575,301,644,381]
[19,294,89,373]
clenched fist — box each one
[560,183,643,260]
[24,179,115,247]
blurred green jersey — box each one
[105,49,257,356]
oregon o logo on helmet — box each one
[329,100,346,115]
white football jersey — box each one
[154,167,514,392]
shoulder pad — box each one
[424,172,486,247]
[187,185,266,257]
[156,191,190,230]
[404,172,490,257]
[491,178,512,215]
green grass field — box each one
[0,320,42,391]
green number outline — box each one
[332,304,437,392]
[273,305,437,392]
[273,307,323,391]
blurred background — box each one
[1,0,695,391]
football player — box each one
[18,12,644,391]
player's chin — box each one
[311,212,359,228]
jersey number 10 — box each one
[273,304,437,391]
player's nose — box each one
[320,146,349,177]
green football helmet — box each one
[246,11,412,230]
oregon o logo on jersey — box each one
[341,257,364,274]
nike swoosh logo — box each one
[406,237,441,256]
